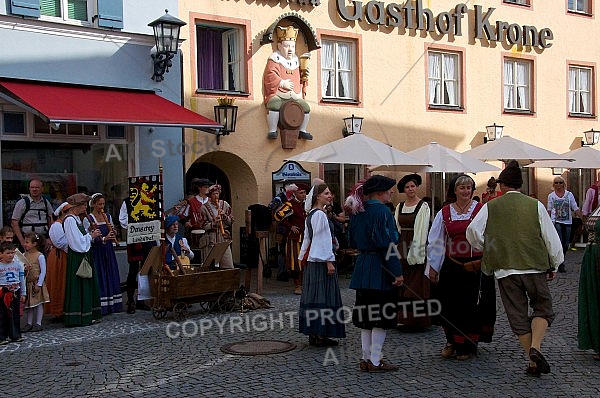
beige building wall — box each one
[178,0,599,261]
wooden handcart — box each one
[142,241,241,320]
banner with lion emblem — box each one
[127,175,163,244]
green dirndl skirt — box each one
[578,241,600,354]
[63,249,102,326]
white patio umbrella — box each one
[371,142,500,173]
[285,132,430,167]
[462,135,568,163]
[371,142,500,217]
[525,146,600,169]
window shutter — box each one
[10,0,41,17]
[97,0,123,29]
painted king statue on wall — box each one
[263,26,312,140]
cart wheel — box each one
[152,306,167,320]
[218,296,235,312]
[173,302,188,320]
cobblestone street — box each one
[1,249,599,397]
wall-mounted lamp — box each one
[148,10,186,82]
[484,123,504,143]
[582,128,600,146]
[342,114,363,137]
[214,97,238,145]
[552,167,565,176]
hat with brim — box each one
[191,178,214,187]
[67,193,91,207]
[397,174,422,192]
[363,175,396,195]
[165,215,179,229]
[295,183,310,193]
[208,184,222,194]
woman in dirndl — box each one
[45,202,71,319]
[83,193,123,314]
[395,173,431,331]
[426,175,496,360]
[63,193,102,327]
[578,208,600,360]
[298,183,346,347]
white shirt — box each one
[63,215,92,253]
[547,190,579,224]
[298,209,336,263]
[466,191,564,278]
[49,221,68,252]
[395,201,430,265]
[166,234,194,261]
[119,201,128,229]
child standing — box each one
[0,226,15,243]
[0,242,26,344]
[22,233,49,332]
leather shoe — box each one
[529,347,550,374]
[359,359,368,372]
[299,131,313,140]
[440,343,456,359]
[367,360,399,372]
[314,337,339,347]
[127,302,136,314]
[267,131,278,139]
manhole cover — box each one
[220,340,296,356]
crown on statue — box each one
[276,26,299,42]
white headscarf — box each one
[304,186,315,213]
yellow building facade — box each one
[178,0,599,261]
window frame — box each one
[567,63,595,118]
[320,38,358,102]
[39,0,95,26]
[195,22,247,95]
[503,0,531,6]
[567,0,592,15]
[427,50,461,109]
[503,57,534,114]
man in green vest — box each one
[466,160,563,377]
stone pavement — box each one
[1,249,599,397]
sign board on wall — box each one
[272,161,311,197]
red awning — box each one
[0,78,221,132]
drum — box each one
[190,229,206,249]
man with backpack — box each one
[11,178,53,249]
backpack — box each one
[19,196,53,229]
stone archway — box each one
[186,152,258,264]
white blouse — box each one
[298,209,336,263]
[426,201,477,274]
[395,201,431,265]
[49,221,68,252]
[63,215,92,253]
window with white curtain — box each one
[428,51,460,107]
[321,39,356,100]
[504,59,531,111]
[196,25,244,92]
[569,66,592,115]
[568,0,590,13]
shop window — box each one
[34,114,99,136]
[321,39,357,101]
[504,58,532,112]
[568,65,593,116]
[40,0,92,23]
[107,125,125,139]
[2,112,25,135]
[323,163,363,206]
[196,25,245,93]
[428,50,461,108]
[1,141,128,229]
[568,0,591,14]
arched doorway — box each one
[186,162,231,204]
[185,152,258,264]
